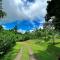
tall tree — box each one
[0,0,6,18]
[46,0,60,30]
[0,10,6,18]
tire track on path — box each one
[28,46,37,60]
[14,47,23,60]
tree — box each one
[0,10,6,18]
[0,0,6,18]
[46,0,60,30]
[0,25,3,30]
[12,25,17,34]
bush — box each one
[0,31,16,55]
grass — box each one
[0,42,22,60]
[1,39,60,60]
[26,39,60,60]
[20,42,29,60]
[22,47,29,60]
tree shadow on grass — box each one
[52,42,60,45]
[34,51,57,60]
[46,44,60,59]
[34,44,60,60]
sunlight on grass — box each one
[22,47,29,60]
[25,39,59,60]
[26,40,48,51]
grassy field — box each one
[25,39,60,60]
[0,39,60,60]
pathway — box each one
[28,47,36,60]
[14,42,37,60]
[14,47,23,60]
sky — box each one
[0,0,48,32]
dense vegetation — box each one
[0,0,6,18]
[46,0,60,30]
[0,29,16,55]
[0,24,60,56]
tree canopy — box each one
[46,0,60,30]
[0,10,6,18]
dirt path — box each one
[14,43,37,60]
[14,47,23,60]
[28,47,37,60]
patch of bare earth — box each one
[28,47,37,60]
[14,47,23,60]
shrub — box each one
[0,31,16,55]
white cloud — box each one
[29,30,34,32]
[38,26,43,29]
[17,29,26,34]
[2,25,8,30]
[2,0,47,21]
[2,25,6,28]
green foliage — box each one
[0,25,60,56]
[0,25,3,31]
[0,10,6,18]
[0,30,16,55]
[0,42,22,60]
[0,24,60,60]
[46,0,60,30]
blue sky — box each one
[0,0,48,32]
[2,19,44,31]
